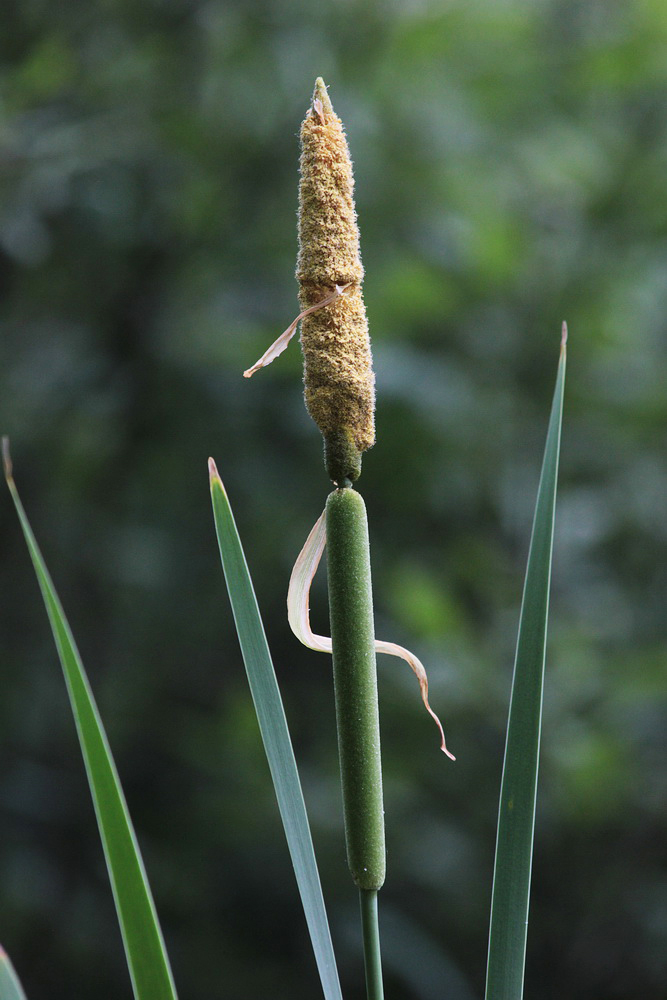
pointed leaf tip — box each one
[561,321,568,349]
[208,457,224,491]
[2,436,12,481]
[0,946,28,1000]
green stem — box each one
[359,889,384,1000]
[326,486,385,891]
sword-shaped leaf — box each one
[209,459,342,1000]
[0,947,28,1000]
[485,329,567,1000]
[3,440,177,1000]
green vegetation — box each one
[485,335,566,999]
[3,442,178,1000]
[2,3,666,999]
[208,460,341,1000]
[0,949,27,1000]
[2,331,564,999]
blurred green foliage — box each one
[1,1,666,998]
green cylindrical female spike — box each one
[326,486,385,891]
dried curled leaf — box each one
[243,284,353,379]
[288,510,455,760]
[287,510,331,654]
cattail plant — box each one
[297,80,386,941]
[232,77,565,1000]
[245,76,453,999]
[3,76,565,1000]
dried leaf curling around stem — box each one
[297,79,375,484]
[287,508,456,761]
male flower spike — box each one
[245,77,374,485]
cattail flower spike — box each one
[244,78,375,485]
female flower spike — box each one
[297,78,375,484]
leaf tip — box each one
[431,711,456,761]
[561,321,568,351]
[420,684,456,761]
[2,436,13,482]
[208,457,224,491]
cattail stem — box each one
[302,78,385,1000]
[359,889,384,1000]
[326,487,385,891]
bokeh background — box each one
[2,1,667,997]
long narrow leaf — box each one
[2,441,178,1000]
[0,947,28,1000]
[209,458,343,1000]
[485,330,567,1000]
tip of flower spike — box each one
[2,436,13,482]
[312,77,334,119]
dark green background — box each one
[2,1,666,998]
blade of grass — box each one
[209,459,343,1000]
[485,329,567,1000]
[2,440,178,1000]
[0,948,28,1000]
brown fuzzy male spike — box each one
[297,78,375,484]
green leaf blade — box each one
[485,335,567,1000]
[0,948,28,1000]
[3,447,178,1000]
[209,459,343,1000]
